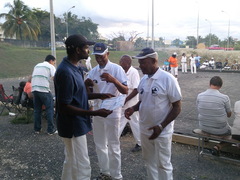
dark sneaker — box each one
[131,144,142,152]
[93,173,112,180]
[47,130,58,135]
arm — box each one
[148,100,181,140]
[88,93,115,100]
[58,103,112,117]
[227,111,232,118]
[100,72,128,94]
[125,88,138,104]
[124,101,141,120]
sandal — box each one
[211,145,220,156]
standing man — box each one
[54,34,112,180]
[125,48,182,180]
[86,43,128,180]
[181,53,187,73]
[168,52,178,78]
[119,55,141,152]
[189,54,197,74]
[196,76,232,155]
[31,54,57,135]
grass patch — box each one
[11,115,33,124]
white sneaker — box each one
[48,130,58,135]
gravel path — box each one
[1,71,240,180]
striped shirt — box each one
[31,61,56,93]
[196,88,231,135]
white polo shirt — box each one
[124,66,140,108]
[87,60,127,118]
[31,61,56,93]
[138,68,182,137]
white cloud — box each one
[0,0,239,40]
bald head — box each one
[120,55,132,72]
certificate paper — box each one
[100,95,126,110]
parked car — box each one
[208,44,234,51]
[49,41,65,48]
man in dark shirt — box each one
[54,34,112,180]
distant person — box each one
[181,53,187,73]
[163,59,170,71]
[119,55,141,152]
[21,75,33,107]
[195,54,201,69]
[189,54,197,74]
[125,48,182,180]
[196,76,232,155]
[85,43,128,180]
[209,57,215,69]
[85,56,92,71]
[31,55,57,135]
[232,100,240,141]
[168,52,178,78]
[54,34,112,180]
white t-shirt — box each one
[87,60,127,118]
[138,68,182,137]
[123,66,140,108]
[231,101,240,135]
[181,56,187,63]
[189,57,195,65]
[31,61,56,93]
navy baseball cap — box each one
[92,43,108,55]
[132,47,158,59]
[65,34,95,49]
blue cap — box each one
[92,43,108,55]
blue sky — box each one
[1,0,240,41]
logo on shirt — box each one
[151,86,159,96]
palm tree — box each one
[0,0,40,40]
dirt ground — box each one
[1,70,240,180]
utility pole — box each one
[50,0,56,58]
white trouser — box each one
[181,62,187,73]
[61,136,91,180]
[190,62,197,73]
[119,109,141,146]
[93,116,122,180]
[141,133,173,180]
[170,67,178,76]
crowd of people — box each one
[13,34,239,180]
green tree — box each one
[32,8,51,41]
[0,0,40,40]
[63,13,99,41]
[185,36,196,48]
[134,37,146,50]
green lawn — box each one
[0,43,169,79]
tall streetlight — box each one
[221,10,230,50]
[205,19,212,47]
[66,6,75,38]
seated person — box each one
[22,76,33,108]
[232,100,240,141]
[196,76,232,155]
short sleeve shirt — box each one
[138,68,182,136]
[31,61,56,93]
[87,60,127,118]
[197,89,231,135]
[54,57,91,138]
[124,66,140,108]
